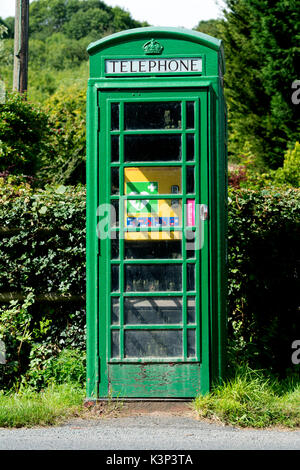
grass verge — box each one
[0,383,85,428]
[1,367,299,429]
[193,367,300,428]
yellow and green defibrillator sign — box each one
[86,27,227,400]
[125,167,181,240]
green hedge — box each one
[227,188,300,376]
[0,182,299,388]
[0,181,86,389]
[0,182,85,295]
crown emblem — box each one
[143,39,164,55]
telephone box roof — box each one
[87,26,223,56]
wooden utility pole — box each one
[13,0,29,95]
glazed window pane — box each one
[125,264,182,292]
[125,102,181,130]
[124,330,182,357]
[124,297,182,324]
[124,135,182,162]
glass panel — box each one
[125,264,182,292]
[126,200,182,226]
[111,167,119,194]
[124,297,182,324]
[187,166,195,194]
[187,329,196,357]
[186,134,195,161]
[124,135,182,162]
[111,330,120,358]
[187,297,196,324]
[111,232,119,259]
[125,240,182,259]
[124,330,182,357]
[187,264,195,291]
[111,265,119,292]
[186,102,195,129]
[111,199,119,227]
[125,102,181,130]
[111,297,120,325]
[186,231,195,258]
[111,135,120,162]
[125,166,182,197]
[111,103,120,130]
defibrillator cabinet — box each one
[86,27,227,399]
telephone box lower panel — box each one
[107,363,201,398]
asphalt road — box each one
[0,415,299,450]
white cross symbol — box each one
[148,183,157,192]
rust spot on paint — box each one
[84,400,95,408]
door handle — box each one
[200,204,208,221]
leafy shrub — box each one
[0,88,87,185]
[274,142,300,188]
[0,291,35,389]
[0,24,7,62]
[0,38,13,67]
[27,348,86,388]
[227,188,300,375]
[28,62,89,106]
[39,34,89,70]
[0,93,53,177]
[40,84,87,185]
[230,142,300,191]
[0,182,86,389]
[0,181,86,294]
[228,164,247,188]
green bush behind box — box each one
[227,188,299,375]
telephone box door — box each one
[97,89,210,397]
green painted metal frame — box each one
[98,89,208,397]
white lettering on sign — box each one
[105,58,202,75]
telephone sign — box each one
[106,57,203,74]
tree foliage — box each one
[274,141,300,187]
[0,87,87,184]
[27,0,146,69]
[40,84,87,184]
[1,1,298,174]
[195,19,224,39]
[0,0,147,103]
[0,17,13,39]
[0,93,53,177]
[221,0,300,169]
[0,22,8,64]
[0,83,86,185]
[29,0,146,41]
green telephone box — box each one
[86,27,227,399]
